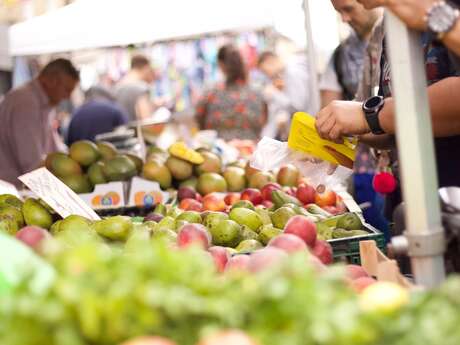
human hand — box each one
[315,101,370,142]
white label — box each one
[128,177,169,207]
[18,168,101,221]
[0,180,20,198]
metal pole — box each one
[303,0,320,114]
[385,13,445,288]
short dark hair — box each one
[258,51,277,67]
[131,54,151,70]
[217,44,247,86]
[40,58,80,80]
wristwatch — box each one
[426,1,460,40]
[362,96,385,135]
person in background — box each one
[320,0,381,107]
[195,44,267,141]
[0,58,79,187]
[253,51,293,140]
[115,54,157,122]
[67,86,128,145]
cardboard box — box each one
[79,182,126,210]
[128,177,170,207]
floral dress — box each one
[195,82,267,141]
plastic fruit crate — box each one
[329,222,386,265]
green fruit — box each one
[59,215,92,234]
[258,225,283,245]
[69,140,101,166]
[210,219,241,247]
[146,146,167,162]
[92,216,133,241]
[270,206,296,229]
[142,221,157,232]
[0,217,19,235]
[255,206,272,225]
[96,141,118,160]
[349,230,369,237]
[236,239,263,252]
[47,153,82,177]
[197,173,227,195]
[88,161,107,185]
[0,194,23,209]
[176,211,202,224]
[175,220,189,231]
[45,152,67,170]
[332,228,353,239]
[154,204,167,216]
[239,225,259,240]
[152,228,177,243]
[195,151,221,175]
[230,200,255,211]
[0,206,24,229]
[316,223,333,241]
[165,156,193,181]
[167,207,182,219]
[60,174,93,194]
[142,160,172,189]
[126,153,144,174]
[229,208,263,232]
[22,199,53,229]
[179,177,198,190]
[155,216,176,231]
[202,212,228,230]
[50,220,62,235]
[222,167,247,192]
[336,213,363,230]
[249,171,275,190]
[103,155,137,181]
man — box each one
[67,86,128,145]
[0,58,79,187]
[320,0,382,107]
[115,54,157,122]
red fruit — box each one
[314,190,337,207]
[198,330,258,345]
[177,186,197,201]
[240,188,263,205]
[277,164,299,187]
[177,224,211,249]
[179,198,203,212]
[350,277,377,293]
[322,206,339,215]
[260,183,281,202]
[208,246,230,273]
[296,184,316,204]
[121,336,177,345]
[225,254,251,272]
[268,234,307,253]
[15,226,50,251]
[224,192,241,206]
[345,265,369,280]
[311,240,333,265]
[284,215,317,248]
[196,194,203,202]
[261,200,274,209]
[248,247,288,273]
[202,193,226,212]
[335,200,347,214]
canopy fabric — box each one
[9,0,274,56]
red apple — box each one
[177,224,211,249]
[336,199,347,214]
[248,247,288,273]
[202,193,226,212]
[261,200,274,209]
[196,194,203,202]
[350,277,377,293]
[179,198,203,212]
[15,226,50,251]
[314,190,337,207]
[322,206,340,215]
[177,186,197,201]
[208,246,230,273]
[260,183,281,202]
[198,330,258,345]
[268,234,308,253]
[240,188,263,206]
[311,240,333,265]
[121,336,177,345]
[345,265,369,280]
[296,184,316,204]
[277,164,299,187]
[225,254,251,272]
[224,192,241,206]
[284,215,317,248]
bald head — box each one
[39,59,79,106]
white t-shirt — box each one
[319,57,342,93]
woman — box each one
[195,44,267,141]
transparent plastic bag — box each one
[250,137,353,190]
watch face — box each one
[429,3,459,34]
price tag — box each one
[18,168,101,221]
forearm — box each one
[379,77,460,137]
[443,19,460,57]
[320,90,343,109]
[359,133,396,149]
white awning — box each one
[9,0,275,56]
